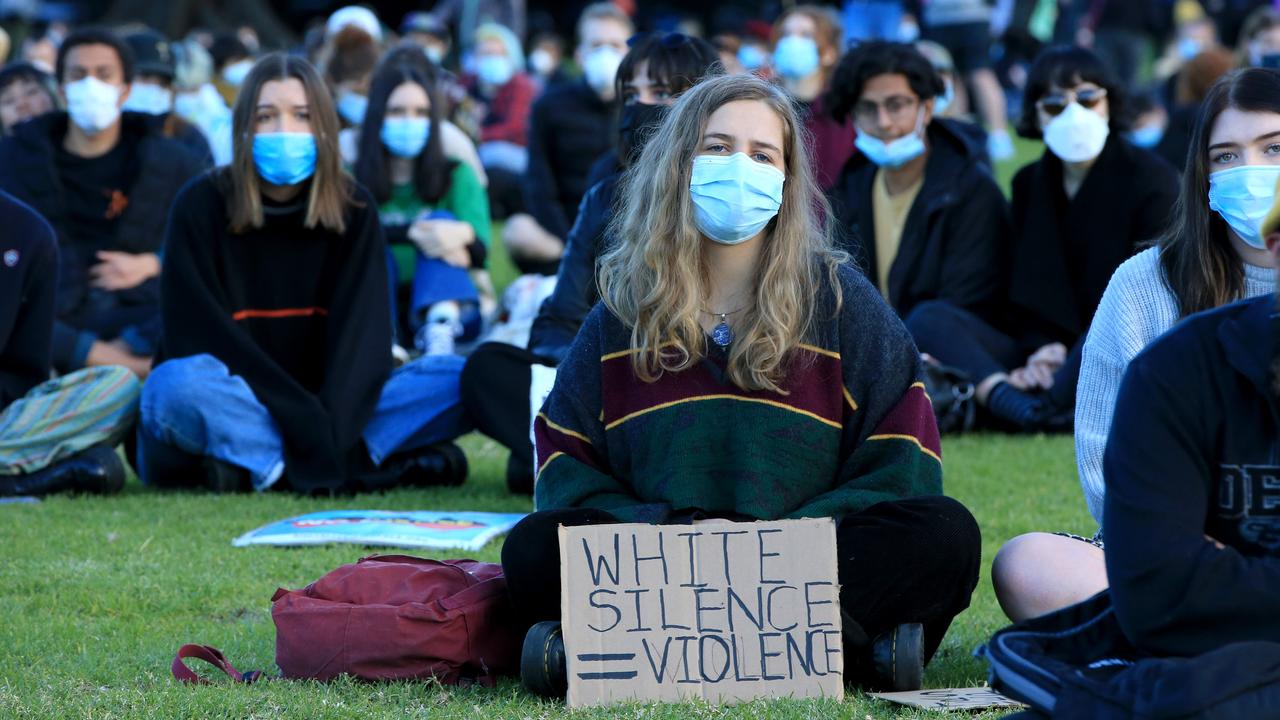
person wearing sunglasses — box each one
[992,68,1280,624]
[827,41,1009,323]
[906,45,1178,433]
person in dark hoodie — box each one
[0,28,204,379]
[0,189,140,497]
[1103,192,1280,660]
[461,32,724,494]
[827,40,1010,322]
[138,54,469,494]
[906,45,1179,432]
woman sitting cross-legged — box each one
[137,54,468,494]
[500,73,981,696]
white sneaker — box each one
[418,321,458,356]
[988,128,1015,161]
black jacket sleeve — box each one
[937,172,1011,314]
[523,94,571,239]
[1104,347,1280,657]
[160,180,344,486]
[318,189,393,464]
[0,204,57,407]
[527,177,613,362]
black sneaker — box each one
[1,445,126,497]
[520,621,567,698]
[397,443,468,487]
[871,622,925,691]
[203,457,251,493]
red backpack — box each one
[173,555,520,686]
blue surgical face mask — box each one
[381,117,430,158]
[253,132,317,186]
[476,54,514,86]
[772,35,820,80]
[336,90,368,125]
[1207,164,1280,249]
[737,44,767,71]
[1127,124,1164,149]
[689,152,786,245]
[1177,37,1202,61]
[854,110,927,168]
[934,80,954,115]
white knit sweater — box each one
[1075,246,1275,526]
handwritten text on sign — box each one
[559,518,843,707]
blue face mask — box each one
[336,91,368,125]
[934,81,954,115]
[381,117,430,158]
[854,110,926,168]
[1207,164,1280,249]
[253,132,317,186]
[476,55,514,86]
[689,152,786,245]
[772,35,820,80]
[737,44,767,71]
[1127,124,1164,149]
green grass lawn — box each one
[0,142,1065,719]
[0,432,1091,719]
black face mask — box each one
[618,101,668,166]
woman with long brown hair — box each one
[137,53,468,494]
[993,68,1280,624]
[500,73,981,696]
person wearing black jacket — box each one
[502,3,632,276]
[121,29,214,168]
[0,189,139,496]
[907,46,1178,431]
[1104,280,1280,658]
[827,41,1010,321]
[0,28,204,378]
[138,54,469,494]
[462,33,724,494]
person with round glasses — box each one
[827,40,1010,322]
[906,45,1178,433]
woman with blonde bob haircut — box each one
[138,53,472,495]
[501,73,982,696]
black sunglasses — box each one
[1037,87,1108,117]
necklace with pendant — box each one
[703,305,746,348]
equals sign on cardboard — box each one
[575,653,638,680]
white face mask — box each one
[64,76,122,135]
[582,45,623,94]
[1042,101,1110,163]
[529,48,555,76]
[122,82,173,115]
[221,59,253,87]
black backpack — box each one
[984,591,1280,719]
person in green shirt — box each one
[355,56,491,355]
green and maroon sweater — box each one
[533,264,943,523]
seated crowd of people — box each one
[3,0,1280,701]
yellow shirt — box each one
[871,168,924,299]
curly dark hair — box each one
[827,41,944,124]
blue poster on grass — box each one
[232,510,527,552]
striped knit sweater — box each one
[533,264,943,523]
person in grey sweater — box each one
[991,68,1280,623]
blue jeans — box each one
[843,0,905,43]
[137,353,469,490]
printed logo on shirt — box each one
[105,189,129,220]
[1217,464,1280,550]
[2,250,17,267]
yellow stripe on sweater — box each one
[867,433,942,464]
[537,413,593,445]
[606,395,842,431]
[537,451,566,476]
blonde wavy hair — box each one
[598,73,846,393]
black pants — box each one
[905,300,1082,412]
[486,167,525,220]
[501,496,982,667]
[460,341,550,494]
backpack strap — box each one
[172,644,263,684]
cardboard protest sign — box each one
[560,518,843,708]
[869,687,1025,711]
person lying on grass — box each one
[499,73,981,697]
